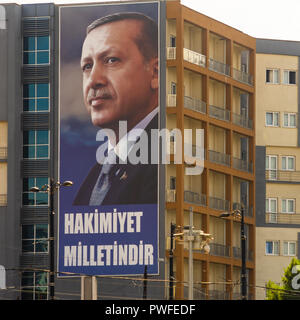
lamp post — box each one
[169,222,176,300]
[30,178,73,300]
[220,206,247,300]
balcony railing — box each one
[209,196,230,211]
[184,96,206,114]
[167,94,176,107]
[183,48,206,67]
[0,147,7,160]
[209,58,230,76]
[209,104,230,122]
[209,242,230,257]
[266,212,300,224]
[233,68,253,86]
[232,157,253,173]
[0,194,7,206]
[265,170,300,182]
[209,149,230,166]
[233,246,254,261]
[233,202,253,218]
[167,47,176,59]
[232,112,253,130]
[208,290,230,300]
[184,190,206,206]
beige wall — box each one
[209,33,226,63]
[0,162,7,194]
[266,146,300,171]
[256,53,298,146]
[209,125,226,153]
[166,19,176,47]
[0,122,8,147]
[184,70,202,99]
[256,227,299,300]
[209,170,225,199]
[209,79,226,107]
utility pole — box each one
[169,223,176,300]
[188,207,193,300]
[241,206,247,300]
[143,266,147,299]
[49,178,55,301]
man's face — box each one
[81,19,158,132]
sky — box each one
[1,0,300,41]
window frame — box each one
[21,223,49,254]
[23,35,50,65]
[21,271,48,300]
[265,112,279,127]
[283,113,297,128]
[22,177,49,207]
[281,155,295,171]
[23,83,50,112]
[266,69,280,84]
[283,241,296,256]
[283,70,296,85]
[281,199,295,214]
[23,130,50,160]
[265,240,280,256]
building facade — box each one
[255,39,300,300]
[0,0,256,300]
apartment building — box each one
[165,1,256,300]
[0,0,256,300]
[255,39,300,300]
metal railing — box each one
[0,194,7,206]
[265,170,300,182]
[183,48,206,67]
[184,190,206,206]
[166,189,176,202]
[167,47,176,60]
[209,196,230,211]
[209,58,230,76]
[232,157,253,173]
[232,112,253,129]
[266,212,300,224]
[208,290,230,300]
[233,68,253,86]
[208,149,230,166]
[209,242,230,257]
[167,94,176,107]
[0,147,7,160]
[184,96,206,114]
[209,104,230,121]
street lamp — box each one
[220,206,247,300]
[30,178,73,300]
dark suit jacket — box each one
[73,114,158,206]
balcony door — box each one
[266,155,277,180]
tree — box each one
[266,258,300,300]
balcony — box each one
[209,242,230,257]
[184,96,206,114]
[184,190,206,206]
[166,189,176,202]
[207,290,230,300]
[0,194,7,206]
[209,105,230,122]
[233,68,253,86]
[209,196,230,211]
[266,212,300,224]
[209,58,230,76]
[183,48,206,67]
[232,157,253,173]
[232,112,253,130]
[0,147,7,160]
[167,47,176,60]
[265,170,300,182]
[208,149,230,166]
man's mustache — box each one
[87,88,113,102]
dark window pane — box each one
[21,288,34,300]
[23,37,35,51]
[23,84,35,98]
[36,130,48,144]
[37,84,49,98]
[36,224,48,239]
[36,98,49,111]
[23,192,35,206]
[35,287,48,300]
[22,272,34,287]
[37,52,49,64]
[22,225,34,239]
[37,36,49,50]
[290,71,296,84]
[22,240,34,253]
[23,99,36,112]
[23,52,36,64]
[23,178,35,191]
[36,192,48,205]
[23,130,35,145]
[23,146,35,159]
[36,240,48,253]
[35,272,48,286]
[36,146,48,158]
[36,177,48,189]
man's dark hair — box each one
[87,12,158,62]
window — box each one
[266,198,277,222]
[23,177,49,206]
[170,176,176,190]
[170,35,176,48]
[23,83,50,112]
[22,224,48,253]
[266,241,279,255]
[282,199,295,214]
[266,69,279,84]
[266,155,277,180]
[283,70,296,85]
[283,241,296,256]
[281,156,295,171]
[21,271,48,300]
[283,113,297,128]
[23,36,50,65]
[266,112,279,127]
[23,130,49,159]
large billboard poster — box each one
[58,1,160,276]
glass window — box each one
[22,223,48,253]
[283,70,296,85]
[266,112,279,127]
[283,113,297,128]
[283,241,296,256]
[23,177,49,206]
[266,69,279,84]
[23,130,49,159]
[21,271,48,300]
[266,241,279,255]
[281,156,295,171]
[282,199,295,213]
[23,83,50,112]
[23,36,50,65]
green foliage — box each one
[266,258,300,300]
